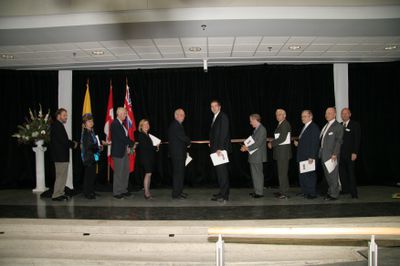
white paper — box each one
[185,153,192,166]
[210,150,229,166]
[95,135,101,147]
[299,160,316,173]
[244,136,255,147]
[274,132,291,145]
[149,134,161,146]
[324,159,338,174]
[249,148,258,155]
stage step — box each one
[0,218,370,265]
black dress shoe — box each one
[94,192,101,197]
[212,193,222,198]
[324,195,337,201]
[172,196,185,200]
[252,194,264,198]
[113,194,125,199]
[278,194,288,199]
[211,196,223,201]
[351,195,358,199]
[274,192,282,198]
[249,192,256,197]
[122,192,132,197]
[181,192,188,197]
[85,194,96,200]
[52,195,68,201]
[306,195,317,199]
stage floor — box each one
[0,186,399,220]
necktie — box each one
[299,125,306,139]
[320,123,329,148]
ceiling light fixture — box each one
[189,47,202,52]
[92,50,105,55]
[1,54,15,59]
[384,45,397,50]
[288,45,301,50]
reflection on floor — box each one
[0,186,399,220]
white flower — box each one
[41,130,46,135]
[44,114,49,122]
[24,136,29,140]
[26,125,30,129]
[32,132,39,138]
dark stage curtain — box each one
[0,70,58,188]
[72,64,335,190]
[349,61,400,185]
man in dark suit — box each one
[294,110,320,199]
[111,107,135,199]
[209,100,232,202]
[339,108,361,198]
[168,108,191,199]
[240,114,267,198]
[268,109,292,199]
[50,108,78,201]
[319,107,344,200]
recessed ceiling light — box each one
[384,45,397,50]
[188,47,202,52]
[92,50,105,55]
[288,45,301,50]
[1,54,15,59]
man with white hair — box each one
[268,109,292,199]
[110,107,135,199]
[168,108,191,199]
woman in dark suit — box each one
[136,119,158,199]
[80,114,102,199]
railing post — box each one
[216,234,224,266]
[368,235,378,266]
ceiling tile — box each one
[0,45,32,53]
[327,45,356,52]
[312,37,340,44]
[305,45,332,52]
[287,36,316,44]
[235,36,262,45]
[154,38,181,46]
[25,44,56,52]
[116,54,140,60]
[208,37,234,46]
[232,51,254,57]
[300,51,324,56]
[260,37,289,44]
[74,42,104,50]
[127,39,154,46]
[255,50,279,56]
[209,45,232,53]
[185,52,207,58]
[162,53,185,58]
[50,43,78,50]
[108,47,135,56]
[133,46,158,53]
[208,52,231,58]
[139,53,162,59]
[335,37,366,44]
[158,46,183,53]
[278,51,302,56]
[257,44,284,52]
[324,51,348,57]
[233,44,258,52]
[350,45,383,52]
[180,37,207,47]
[100,40,129,48]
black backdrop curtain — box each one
[72,64,335,190]
[349,61,400,185]
[0,70,58,188]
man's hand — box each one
[331,154,337,161]
[217,150,222,156]
[240,145,248,152]
[293,140,298,147]
[267,142,272,149]
[351,153,357,161]
[308,158,314,164]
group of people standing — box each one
[48,101,360,203]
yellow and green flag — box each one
[82,82,92,117]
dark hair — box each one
[82,114,94,124]
[55,108,67,117]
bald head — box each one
[341,108,352,122]
[174,108,185,123]
[116,107,127,120]
[325,107,336,122]
[275,109,286,122]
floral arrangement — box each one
[12,104,51,144]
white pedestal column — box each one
[333,63,349,122]
[32,140,48,193]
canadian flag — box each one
[124,80,137,173]
[104,82,114,169]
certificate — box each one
[274,132,291,145]
[210,150,229,166]
[149,134,161,146]
[95,135,101,147]
[324,158,337,174]
[299,160,316,173]
[185,153,192,166]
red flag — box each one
[124,80,136,173]
[104,82,114,169]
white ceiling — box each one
[0,0,399,70]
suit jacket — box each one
[81,128,100,166]
[137,131,156,164]
[319,120,344,162]
[341,120,361,160]
[168,120,191,159]
[49,120,75,162]
[271,120,292,160]
[248,123,267,164]
[110,119,134,158]
[296,122,320,162]
[209,111,232,153]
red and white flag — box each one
[104,82,114,169]
[124,80,137,173]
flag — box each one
[104,82,114,169]
[124,80,137,173]
[82,81,92,117]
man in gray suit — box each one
[240,114,267,198]
[268,109,292,199]
[319,107,344,200]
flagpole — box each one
[107,79,112,184]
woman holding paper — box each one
[137,119,159,199]
[81,114,102,199]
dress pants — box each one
[299,171,317,196]
[171,157,185,198]
[323,161,340,198]
[113,154,130,196]
[215,164,229,200]
[277,159,290,195]
[339,158,358,197]
[250,162,264,195]
[52,162,69,198]
[83,164,96,197]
